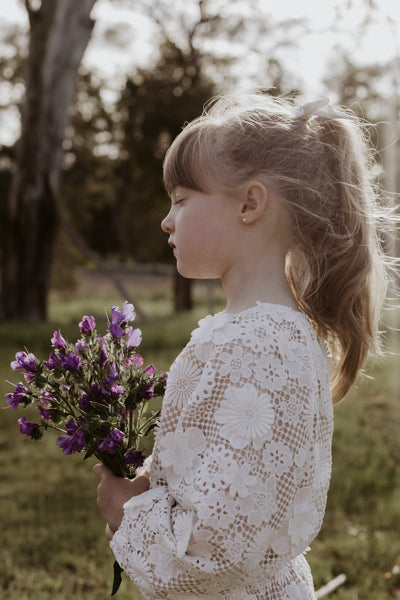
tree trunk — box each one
[0,0,97,322]
[173,269,193,312]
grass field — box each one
[1,273,399,599]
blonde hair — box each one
[163,93,393,403]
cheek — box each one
[177,228,202,253]
[176,212,202,241]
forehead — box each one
[170,181,216,200]
[164,152,214,196]
[163,122,221,195]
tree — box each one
[0,0,97,322]
[324,53,400,189]
[61,70,120,258]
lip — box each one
[168,239,176,250]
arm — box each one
[107,321,332,597]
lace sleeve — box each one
[136,454,153,479]
[110,310,332,599]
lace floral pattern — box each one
[110,302,333,600]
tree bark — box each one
[173,270,193,312]
[0,0,97,322]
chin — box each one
[176,264,195,279]
[177,263,217,280]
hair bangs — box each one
[163,121,219,195]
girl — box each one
[95,94,389,599]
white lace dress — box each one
[110,302,334,600]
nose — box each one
[161,209,174,233]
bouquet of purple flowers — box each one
[6,301,167,479]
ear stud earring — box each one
[242,218,247,223]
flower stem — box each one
[128,407,134,448]
[134,402,145,449]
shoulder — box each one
[189,302,311,345]
[189,312,240,346]
[219,302,317,356]
[227,303,330,392]
[187,302,330,385]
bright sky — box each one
[87,0,400,90]
[1,0,400,144]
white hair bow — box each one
[294,97,356,120]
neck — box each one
[221,251,297,314]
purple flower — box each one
[18,417,39,438]
[8,304,167,476]
[63,418,78,434]
[38,405,52,420]
[135,365,157,400]
[60,351,81,371]
[109,322,124,341]
[110,384,125,399]
[143,364,156,378]
[103,363,121,388]
[124,448,145,468]
[56,430,86,455]
[125,327,142,349]
[75,340,89,352]
[108,363,118,381]
[11,351,37,374]
[138,382,155,400]
[51,330,67,349]
[121,301,136,322]
[98,428,125,454]
[98,345,108,366]
[125,353,144,367]
[154,372,168,396]
[6,382,30,410]
[44,351,62,370]
[79,315,96,335]
[79,391,91,411]
[112,427,125,442]
[111,302,135,325]
[88,383,107,402]
[55,418,86,455]
[40,390,54,402]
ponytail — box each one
[285,117,388,403]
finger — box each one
[93,463,102,477]
[93,463,110,478]
[133,474,150,494]
[106,523,115,541]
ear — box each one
[239,181,268,224]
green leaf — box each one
[111,560,123,595]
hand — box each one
[105,523,115,542]
[94,464,150,537]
